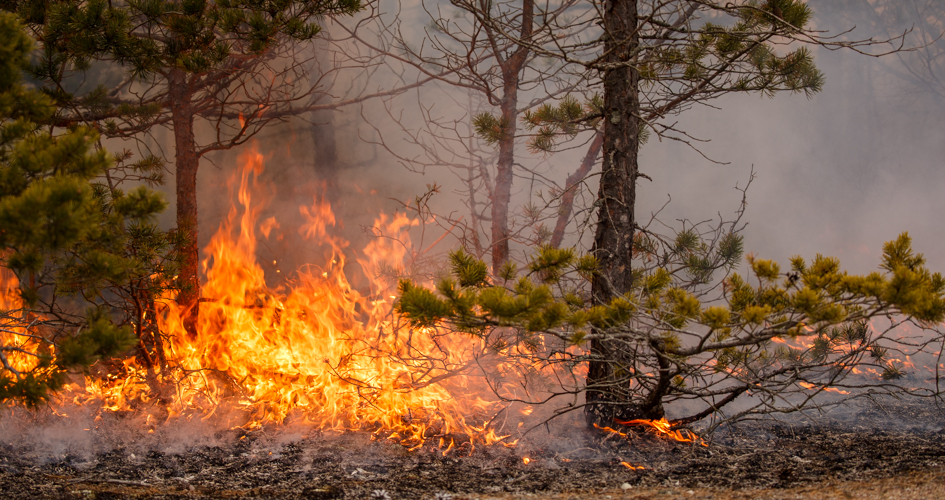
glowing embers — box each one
[596,417,707,447]
[77,142,505,451]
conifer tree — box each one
[396,0,927,429]
[2,0,363,335]
[395,236,945,431]
[535,0,892,424]
[0,12,170,406]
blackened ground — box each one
[0,396,943,499]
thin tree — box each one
[568,0,907,422]
[339,0,599,272]
[395,0,930,431]
[0,12,172,404]
[4,0,363,334]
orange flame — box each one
[58,142,512,450]
[0,266,51,375]
[614,418,708,447]
[798,381,850,395]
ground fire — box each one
[49,144,526,451]
[5,137,945,461]
[0,141,729,458]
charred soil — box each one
[1,397,943,499]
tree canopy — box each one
[0,11,170,406]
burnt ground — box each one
[1,396,944,499]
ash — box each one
[0,396,943,499]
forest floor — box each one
[1,396,943,499]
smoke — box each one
[634,3,945,274]
[7,1,944,458]
[0,402,236,463]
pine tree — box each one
[0,12,171,406]
[2,0,363,335]
[397,1,927,430]
[544,0,852,424]
[395,236,945,430]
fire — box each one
[522,457,530,464]
[614,418,708,447]
[0,266,49,376]
[56,143,510,450]
[620,461,644,470]
[798,381,850,395]
[594,418,706,447]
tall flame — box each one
[72,143,509,449]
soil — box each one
[1,397,944,499]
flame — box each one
[0,266,51,376]
[58,142,511,450]
[614,418,708,447]
[620,461,644,470]
[522,457,530,464]
[593,424,629,438]
[798,381,850,395]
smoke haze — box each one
[190,1,945,281]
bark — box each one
[489,0,534,274]
[491,98,516,273]
[586,0,652,425]
[169,69,200,338]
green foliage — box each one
[0,12,171,406]
[390,232,945,429]
[522,95,588,153]
[520,94,648,153]
[717,232,744,266]
[472,112,510,145]
[749,256,780,282]
[55,308,137,369]
[450,249,489,288]
[396,280,452,327]
[14,0,361,80]
[528,245,575,283]
[639,1,825,101]
[701,306,731,330]
[881,362,903,380]
[662,288,701,328]
[498,260,518,282]
[643,268,672,294]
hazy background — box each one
[641,0,945,275]
[162,0,945,285]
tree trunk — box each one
[491,97,517,273]
[169,69,200,337]
[586,0,658,425]
[489,0,534,274]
